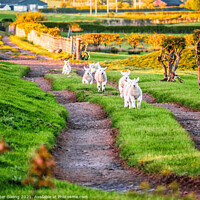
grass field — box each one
[0,61,182,200]
[45,71,200,177]
[45,13,105,21]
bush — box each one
[15,12,47,24]
[111,47,119,53]
[128,49,141,54]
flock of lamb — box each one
[62,60,142,109]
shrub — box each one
[110,47,119,53]
[15,11,47,24]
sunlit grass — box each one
[45,71,200,177]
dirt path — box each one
[1,34,55,61]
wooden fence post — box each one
[70,36,73,55]
[76,38,81,60]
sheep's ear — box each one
[136,77,140,82]
[127,71,131,76]
[103,67,107,71]
[84,66,87,70]
[121,71,124,76]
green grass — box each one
[89,52,131,62]
[45,13,105,22]
[0,12,17,22]
[0,61,180,200]
[45,71,200,177]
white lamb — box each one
[94,67,107,92]
[124,77,142,109]
[119,71,130,98]
[62,60,71,75]
[89,62,101,74]
[82,66,93,84]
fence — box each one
[8,25,81,60]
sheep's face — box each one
[130,77,139,88]
[98,67,107,75]
[121,71,130,82]
[64,60,69,65]
[84,67,91,75]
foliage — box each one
[0,139,10,155]
[15,12,47,24]
[124,33,143,49]
[185,0,200,11]
[23,145,55,190]
[160,36,186,52]
[79,33,120,47]
[18,23,60,37]
[185,34,195,46]
[145,33,166,49]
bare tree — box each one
[134,0,137,8]
[90,0,92,15]
[157,36,186,82]
[116,0,118,13]
[95,0,97,15]
[193,29,200,90]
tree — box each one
[143,0,155,8]
[193,29,200,90]
[157,36,186,82]
[124,33,142,49]
[185,0,200,10]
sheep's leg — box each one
[82,79,85,84]
[102,81,106,92]
[130,96,136,109]
[90,79,93,84]
[97,81,101,92]
[119,86,124,98]
[137,95,142,109]
[124,97,129,108]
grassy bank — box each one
[45,71,200,177]
[102,48,197,71]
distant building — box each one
[0,0,48,11]
[0,4,12,10]
[153,0,182,7]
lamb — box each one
[94,67,107,92]
[62,60,71,75]
[124,77,142,109]
[89,62,101,74]
[118,71,130,98]
[82,66,93,84]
